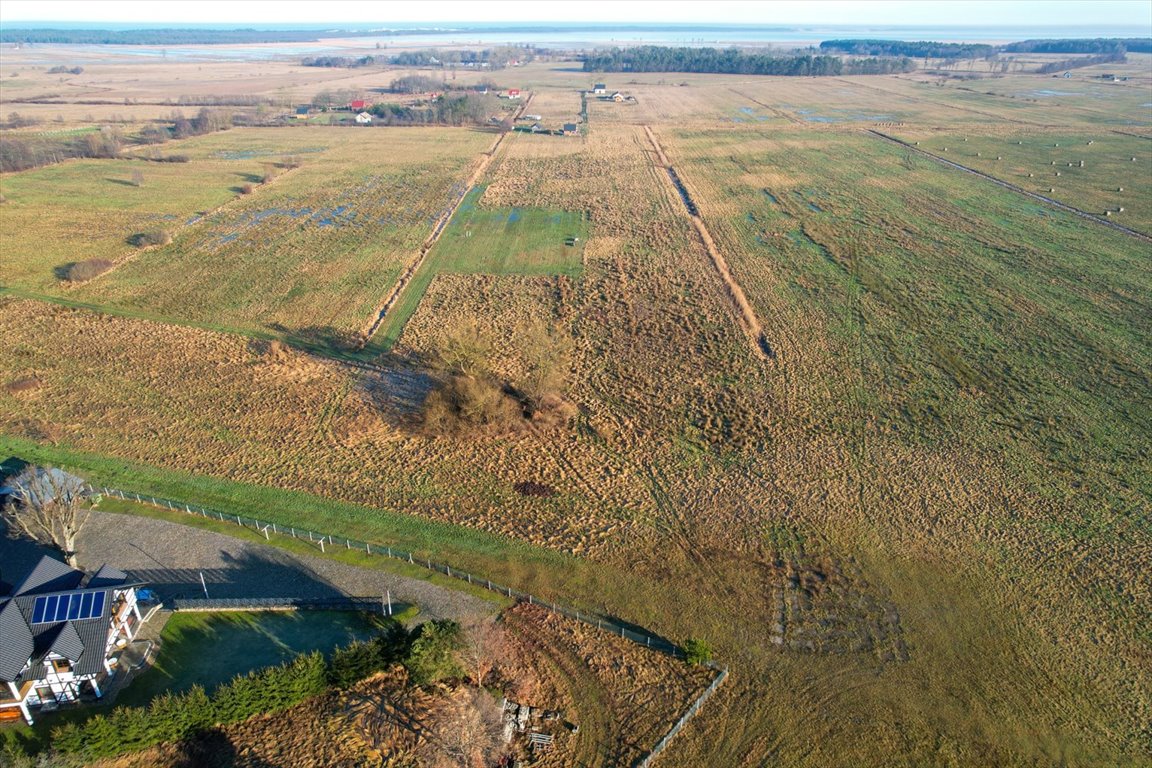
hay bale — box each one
[1105,210,1112,216]
[997,156,1002,160]
[1049,187,1056,193]
[1056,172,1061,176]
[1117,187,1124,192]
[1118,206,1125,212]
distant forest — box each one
[582,47,914,76]
[820,37,1152,58]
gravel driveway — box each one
[66,510,495,622]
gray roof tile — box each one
[0,599,34,680]
[13,556,83,596]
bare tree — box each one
[421,687,503,768]
[2,466,95,567]
[460,618,509,688]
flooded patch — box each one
[213,146,326,160]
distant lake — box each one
[8,23,1150,62]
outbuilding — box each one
[593,83,607,94]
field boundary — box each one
[635,665,728,768]
[97,485,726,764]
[869,129,1152,243]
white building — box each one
[355,112,373,124]
[0,557,144,725]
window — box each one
[52,659,72,674]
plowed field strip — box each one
[643,126,774,361]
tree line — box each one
[820,39,996,59]
[367,93,499,127]
[1035,51,1128,74]
[0,107,231,173]
[821,37,1151,58]
[582,46,914,76]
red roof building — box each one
[349,99,369,111]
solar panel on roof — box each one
[30,591,108,624]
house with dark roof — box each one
[0,556,144,724]
[593,83,607,94]
[563,123,579,135]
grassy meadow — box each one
[1,50,1150,768]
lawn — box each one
[369,184,587,350]
[115,611,381,707]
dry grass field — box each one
[2,45,1150,767]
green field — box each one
[115,611,381,707]
[370,184,587,350]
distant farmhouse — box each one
[0,556,145,724]
[355,112,373,124]
[507,89,522,99]
[563,123,579,135]
[349,99,370,111]
[593,83,607,94]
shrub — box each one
[683,638,712,666]
[239,183,254,194]
[404,619,464,686]
[129,230,171,247]
[65,258,115,281]
[5,375,42,394]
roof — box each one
[13,556,83,596]
[594,83,606,89]
[43,621,85,662]
[0,556,142,683]
[563,123,578,132]
[295,106,310,114]
[86,564,129,589]
[0,600,33,680]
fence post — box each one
[366,542,370,554]
[319,539,325,553]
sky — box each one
[2,0,1150,27]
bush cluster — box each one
[64,258,114,282]
[52,652,327,760]
[50,618,463,761]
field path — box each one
[869,129,1152,242]
[360,130,509,343]
[643,125,775,360]
[69,510,495,622]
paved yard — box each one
[4,510,494,623]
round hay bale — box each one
[1029,173,1034,177]
[1055,172,1061,176]
[1117,187,1124,192]
[1054,143,1059,147]
[1118,206,1125,212]
[997,156,1002,160]
[1049,187,1056,193]
[1105,210,1112,216]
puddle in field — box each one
[762,189,780,205]
[213,146,327,160]
[793,191,824,212]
